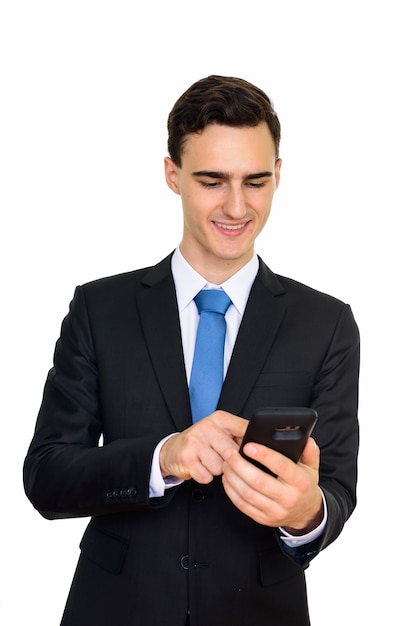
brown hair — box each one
[167,75,281,166]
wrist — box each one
[282,489,324,536]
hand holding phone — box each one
[239,407,318,475]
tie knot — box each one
[194,289,232,316]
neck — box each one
[179,244,253,284]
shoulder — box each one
[78,253,174,300]
[278,274,346,308]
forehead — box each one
[180,123,276,171]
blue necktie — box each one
[189,290,232,422]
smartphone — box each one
[239,407,318,475]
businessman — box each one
[24,75,360,625]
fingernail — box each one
[245,444,257,457]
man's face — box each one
[164,122,281,281]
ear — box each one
[164,157,181,195]
[274,158,282,190]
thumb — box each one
[299,437,320,470]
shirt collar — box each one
[171,247,259,316]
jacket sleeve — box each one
[314,304,360,548]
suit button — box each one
[127,487,137,497]
[192,488,204,502]
[106,489,120,499]
[180,555,189,570]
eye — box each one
[199,181,222,188]
[246,181,267,189]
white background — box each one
[1,1,417,624]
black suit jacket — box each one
[23,253,360,626]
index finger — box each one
[210,410,248,443]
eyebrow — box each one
[192,170,273,181]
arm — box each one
[23,285,248,519]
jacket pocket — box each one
[80,522,129,575]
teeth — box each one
[215,222,245,231]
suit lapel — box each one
[219,258,287,415]
[135,254,192,432]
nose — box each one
[223,185,247,219]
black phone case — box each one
[239,407,318,474]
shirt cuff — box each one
[149,434,184,498]
[279,489,327,547]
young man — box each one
[24,75,360,625]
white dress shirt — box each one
[149,247,326,546]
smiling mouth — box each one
[213,221,249,231]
